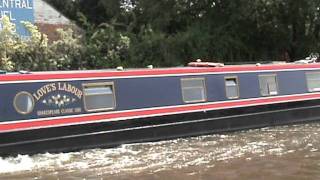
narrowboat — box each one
[1,60,320,156]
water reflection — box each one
[1,123,320,179]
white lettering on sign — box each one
[0,0,32,9]
[0,0,33,36]
[0,10,16,20]
[15,0,21,8]
[0,0,33,22]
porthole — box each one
[14,92,35,114]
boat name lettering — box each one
[37,107,82,117]
[33,83,83,101]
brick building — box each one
[34,0,74,41]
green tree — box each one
[45,0,320,66]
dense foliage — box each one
[49,0,320,65]
[3,0,320,71]
[0,16,130,71]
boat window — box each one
[14,92,35,114]
[306,72,320,92]
[83,82,116,112]
[225,77,239,99]
[181,78,207,103]
[259,74,278,96]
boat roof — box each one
[1,63,320,82]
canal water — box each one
[1,123,320,179]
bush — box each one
[0,16,130,72]
[50,28,85,70]
[0,16,18,71]
[83,24,130,69]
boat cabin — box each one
[1,62,320,155]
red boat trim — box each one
[1,92,320,132]
[1,64,320,83]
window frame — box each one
[82,82,116,112]
[305,71,320,92]
[14,91,35,115]
[258,74,279,96]
[181,77,207,103]
[224,76,240,99]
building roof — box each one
[34,0,71,25]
